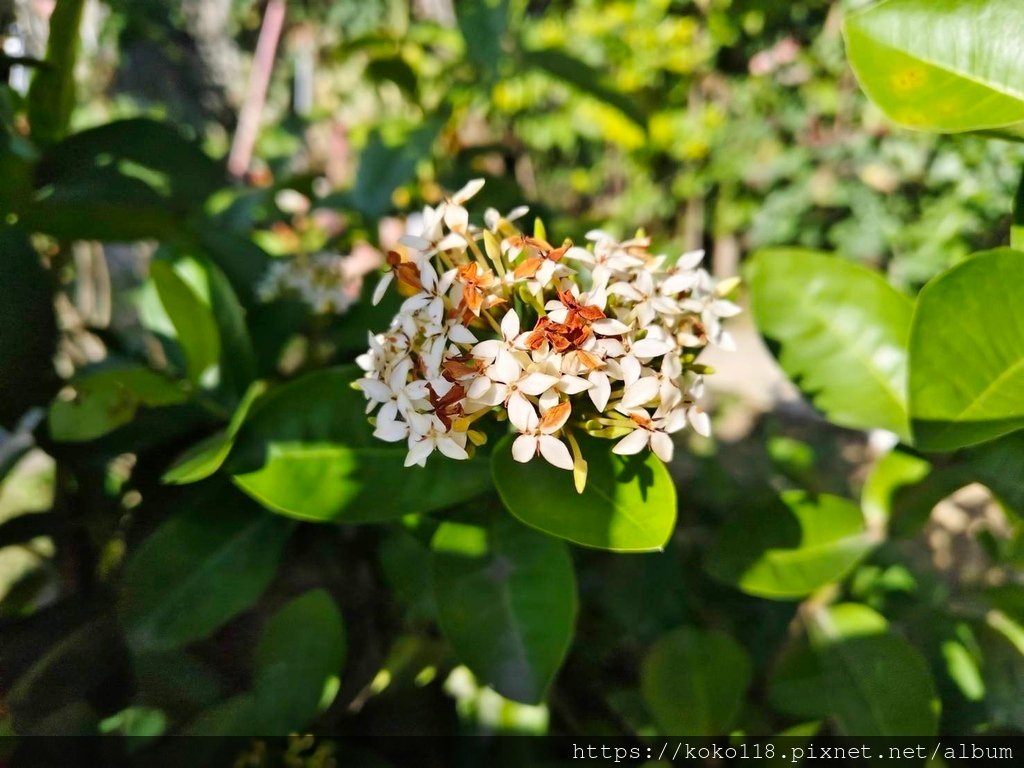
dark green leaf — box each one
[204,258,257,399]
[120,483,294,651]
[746,248,913,438]
[708,491,875,599]
[48,365,188,442]
[251,589,346,734]
[227,367,492,523]
[352,118,443,219]
[491,434,676,552]
[809,604,940,736]
[0,228,57,428]
[641,627,752,735]
[456,0,509,81]
[431,516,576,703]
[909,249,1024,451]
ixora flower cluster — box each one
[356,180,739,491]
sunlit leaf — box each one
[491,434,676,552]
[909,249,1024,451]
[707,491,876,599]
[844,0,1024,138]
[746,248,913,438]
[227,367,492,522]
[151,260,221,385]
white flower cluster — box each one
[356,180,739,489]
[259,252,360,314]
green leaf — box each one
[844,0,1024,137]
[252,590,346,734]
[641,627,753,735]
[963,431,1024,518]
[162,381,267,485]
[707,491,875,599]
[21,119,223,240]
[526,48,647,129]
[205,258,257,400]
[27,0,84,144]
[746,249,914,438]
[120,483,294,652]
[151,260,221,385]
[491,434,676,552]
[352,118,443,219]
[456,0,509,81]
[226,367,492,522]
[767,640,829,720]
[909,249,1024,451]
[809,603,940,736]
[860,449,974,537]
[48,365,188,442]
[431,516,576,703]
[0,228,57,428]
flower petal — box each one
[512,434,538,463]
[612,429,649,456]
[538,435,574,470]
[619,377,660,409]
[650,431,674,463]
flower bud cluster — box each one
[356,180,738,489]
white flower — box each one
[405,416,469,467]
[400,260,456,326]
[510,400,574,471]
[612,408,687,463]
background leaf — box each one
[251,589,346,734]
[48,365,187,442]
[0,228,57,428]
[844,0,1024,137]
[708,490,875,599]
[491,434,676,552]
[150,260,221,385]
[809,604,940,736]
[431,516,576,703]
[27,0,85,144]
[120,483,294,652]
[641,627,752,735]
[909,249,1024,451]
[746,248,914,438]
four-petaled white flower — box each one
[510,400,575,471]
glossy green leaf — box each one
[491,434,676,552]
[431,516,576,703]
[120,483,294,651]
[48,365,187,442]
[707,491,875,599]
[252,590,346,734]
[809,604,940,736]
[151,260,221,385]
[844,0,1024,137]
[27,0,84,144]
[226,367,492,522]
[909,249,1024,451]
[641,627,752,735]
[0,228,57,428]
[162,381,267,485]
[746,249,913,438]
